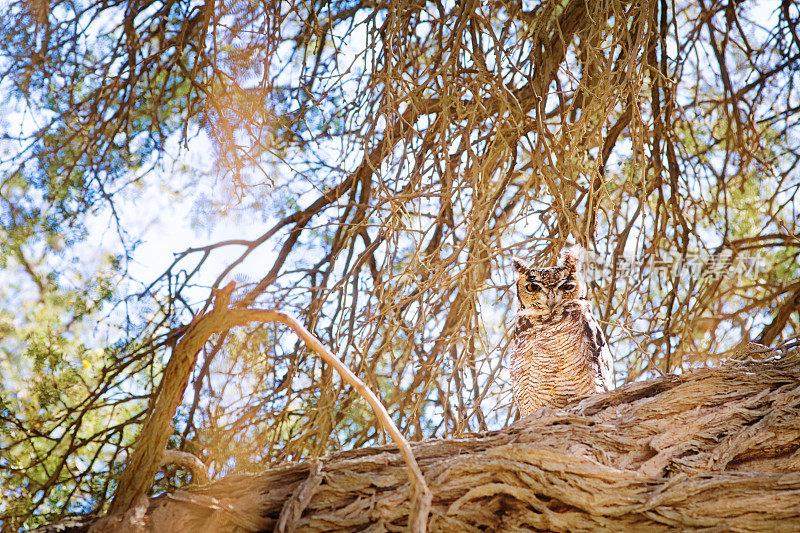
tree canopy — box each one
[1,0,799,529]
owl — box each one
[510,245,613,416]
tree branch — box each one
[107,283,431,531]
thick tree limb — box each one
[276,459,324,533]
[108,283,239,515]
[75,348,800,532]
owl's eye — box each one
[525,282,540,292]
[560,282,576,291]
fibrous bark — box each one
[39,349,800,532]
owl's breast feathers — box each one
[511,300,613,415]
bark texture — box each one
[39,351,800,532]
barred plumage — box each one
[510,246,613,416]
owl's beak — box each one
[546,291,557,311]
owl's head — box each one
[512,246,586,314]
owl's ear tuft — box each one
[512,256,529,275]
[561,245,584,271]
